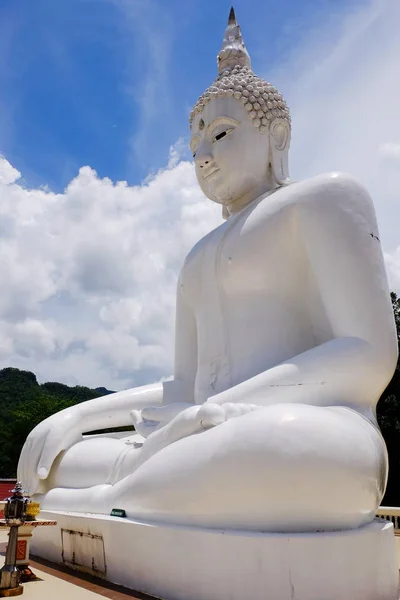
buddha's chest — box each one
[182,199,305,307]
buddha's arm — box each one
[207,174,398,415]
[173,274,198,403]
[19,277,198,492]
[41,276,197,438]
[17,383,167,492]
[133,277,199,437]
[64,383,165,432]
[125,274,201,443]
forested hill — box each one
[0,367,114,478]
[377,293,400,506]
[1,294,400,506]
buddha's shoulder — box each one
[277,172,374,213]
[252,172,377,234]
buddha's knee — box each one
[200,404,386,530]
[121,403,386,532]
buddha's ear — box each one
[269,119,291,184]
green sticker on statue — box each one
[110,508,126,518]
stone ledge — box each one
[31,511,399,600]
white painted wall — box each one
[32,512,398,600]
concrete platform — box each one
[32,511,399,600]
[2,523,400,600]
[0,531,154,600]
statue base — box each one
[31,511,398,600]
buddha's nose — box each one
[196,147,214,169]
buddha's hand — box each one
[200,402,261,426]
[138,402,260,464]
[130,403,195,438]
[18,408,82,496]
[133,402,260,439]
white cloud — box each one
[268,0,400,253]
[0,156,20,185]
[2,0,400,390]
[110,0,175,170]
[0,156,220,389]
[378,142,400,163]
[265,0,400,298]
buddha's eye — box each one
[212,128,233,143]
[215,131,227,141]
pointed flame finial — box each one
[217,7,251,74]
[228,6,236,25]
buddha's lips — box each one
[203,167,220,180]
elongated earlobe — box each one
[270,119,290,184]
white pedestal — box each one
[31,511,398,600]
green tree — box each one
[377,292,400,506]
[0,368,113,478]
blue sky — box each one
[1,0,400,389]
[0,0,362,192]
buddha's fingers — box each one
[141,403,193,424]
[17,438,31,492]
[221,403,247,419]
[38,426,82,482]
[19,427,47,494]
[214,402,262,422]
[139,405,202,461]
[130,410,160,438]
[197,403,226,429]
[196,402,259,430]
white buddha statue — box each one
[18,9,397,533]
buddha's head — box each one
[190,8,291,217]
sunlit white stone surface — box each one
[32,513,398,600]
[20,166,397,532]
[18,7,399,600]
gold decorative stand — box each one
[0,520,57,584]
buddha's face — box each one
[190,97,271,207]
